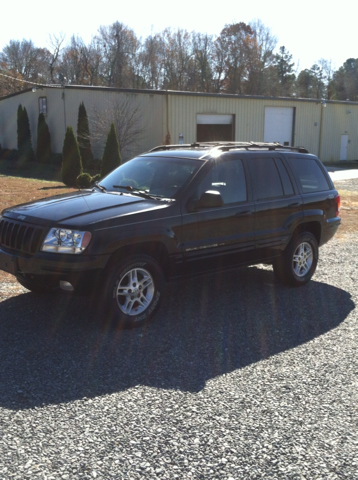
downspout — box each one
[62,88,67,132]
[166,91,169,136]
[318,101,326,159]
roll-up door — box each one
[264,107,294,146]
[197,114,234,142]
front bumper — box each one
[0,247,111,286]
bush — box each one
[61,126,83,187]
[91,173,102,184]
[36,113,52,163]
[101,123,121,178]
[17,105,35,162]
[77,102,93,168]
[77,173,93,189]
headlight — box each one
[41,228,92,254]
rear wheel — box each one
[103,255,166,328]
[273,232,318,287]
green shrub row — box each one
[4,102,122,188]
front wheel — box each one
[103,255,166,328]
[273,232,318,287]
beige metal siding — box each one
[320,103,358,162]
[167,95,323,155]
[1,87,358,163]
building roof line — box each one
[1,84,358,106]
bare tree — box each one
[90,96,145,161]
[248,19,278,95]
[95,22,139,88]
[47,33,66,84]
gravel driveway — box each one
[0,180,357,480]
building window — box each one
[39,97,47,114]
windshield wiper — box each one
[93,182,107,193]
[112,185,160,200]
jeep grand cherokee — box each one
[0,142,341,327]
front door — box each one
[181,158,256,275]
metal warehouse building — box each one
[1,85,358,163]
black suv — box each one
[0,142,341,327]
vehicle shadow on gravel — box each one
[0,266,354,410]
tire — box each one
[103,255,166,328]
[273,232,318,287]
[16,275,55,294]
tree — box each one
[36,113,52,163]
[332,58,358,101]
[101,123,121,177]
[213,23,257,94]
[91,96,144,161]
[77,102,93,167]
[295,69,315,98]
[17,104,35,162]
[274,46,296,96]
[247,19,278,95]
[96,22,139,88]
[62,126,82,187]
[139,33,163,89]
[191,33,214,92]
[48,33,66,84]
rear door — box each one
[286,156,338,230]
[246,154,303,256]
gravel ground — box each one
[0,183,357,479]
[334,177,358,193]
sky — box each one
[1,0,356,73]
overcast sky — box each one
[1,0,355,73]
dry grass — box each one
[0,176,357,285]
[1,176,75,284]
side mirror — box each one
[197,190,224,209]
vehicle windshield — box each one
[99,156,201,198]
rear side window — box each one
[248,158,284,200]
[288,158,330,193]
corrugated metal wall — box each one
[1,86,358,163]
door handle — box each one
[288,203,300,207]
[236,210,252,216]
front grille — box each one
[0,219,44,255]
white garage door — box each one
[264,107,294,146]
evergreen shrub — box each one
[17,105,35,162]
[77,102,93,168]
[61,126,83,187]
[101,123,121,178]
[36,113,52,163]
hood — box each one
[2,190,167,227]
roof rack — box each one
[149,142,309,154]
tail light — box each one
[334,194,340,217]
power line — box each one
[0,71,61,88]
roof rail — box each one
[148,142,309,154]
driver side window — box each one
[197,159,247,205]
